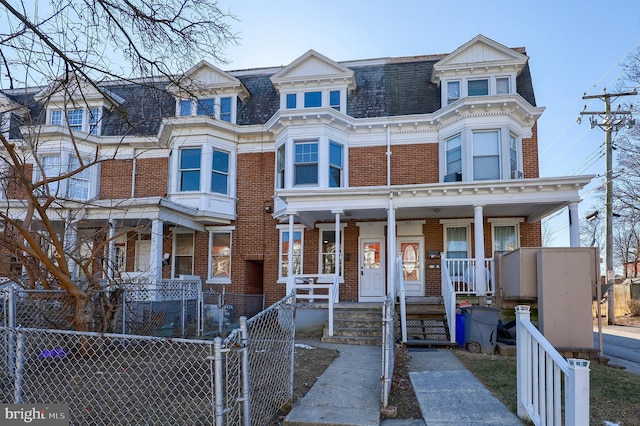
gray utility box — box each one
[463,306,499,354]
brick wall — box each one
[349,146,386,186]
[391,143,439,185]
[135,158,168,197]
[100,159,133,199]
[523,122,540,178]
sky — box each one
[216,0,640,246]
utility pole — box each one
[580,89,636,325]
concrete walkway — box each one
[284,342,522,426]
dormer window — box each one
[304,91,322,108]
[329,91,340,110]
[177,96,235,123]
[497,77,510,95]
[468,79,489,96]
[447,82,460,105]
[286,94,296,109]
[49,107,102,135]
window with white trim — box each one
[41,154,62,196]
[68,156,90,200]
[509,134,521,179]
[447,81,460,105]
[329,141,343,187]
[444,134,462,182]
[473,130,500,180]
[49,107,102,135]
[304,91,322,108]
[444,225,470,259]
[179,147,201,191]
[496,77,510,95]
[319,228,344,275]
[281,89,346,111]
[279,227,303,280]
[211,149,229,194]
[173,232,194,277]
[276,145,286,189]
[209,230,232,282]
[468,79,489,96]
[329,91,340,111]
[286,93,297,109]
[492,224,519,253]
[294,141,318,186]
[177,96,236,123]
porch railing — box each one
[443,257,495,295]
[293,274,340,336]
[516,305,590,425]
[396,254,408,343]
[440,260,457,344]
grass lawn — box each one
[454,349,640,425]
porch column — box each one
[63,220,78,279]
[473,205,487,296]
[149,219,163,284]
[287,213,295,296]
[107,220,116,280]
[568,202,581,247]
[333,210,342,302]
[387,196,396,298]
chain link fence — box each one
[0,292,296,425]
[0,284,265,339]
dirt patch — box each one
[386,344,423,420]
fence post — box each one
[566,359,590,426]
[213,337,224,426]
[122,290,127,335]
[515,305,531,421]
[181,284,186,336]
[239,316,251,426]
[14,330,25,404]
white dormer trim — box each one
[34,74,124,109]
[270,49,357,93]
[431,35,529,85]
[167,60,250,101]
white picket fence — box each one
[515,305,590,425]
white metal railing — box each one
[444,257,495,295]
[440,260,457,344]
[293,274,340,336]
[516,305,590,426]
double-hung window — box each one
[320,229,344,275]
[447,81,461,104]
[294,141,318,185]
[493,224,519,253]
[329,91,340,110]
[496,77,510,95]
[509,134,520,179]
[279,228,303,280]
[50,110,63,126]
[329,141,343,187]
[180,100,192,116]
[41,155,61,196]
[67,109,83,131]
[211,149,229,194]
[173,233,194,277]
[180,148,201,191]
[473,131,500,180]
[0,112,10,137]
[220,97,232,122]
[89,108,101,136]
[209,231,232,282]
[445,134,462,181]
[276,145,286,189]
[68,156,90,200]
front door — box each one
[398,237,425,296]
[359,238,386,301]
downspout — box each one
[131,156,137,198]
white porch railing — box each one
[293,274,340,336]
[440,260,457,344]
[396,255,408,343]
[516,305,590,426]
[444,257,495,295]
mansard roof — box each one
[3,37,537,137]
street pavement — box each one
[593,323,640,375]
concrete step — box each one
[320,334,381,345]
[333,310,381,320]
[331,318,380,328]
[323,327,382,338]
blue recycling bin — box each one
[455,312,466,347]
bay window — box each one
[473,131,500,180]
[279,228,303,280]
[41,155,61,196]
[68,156,90,200]
[179,148,201,191]
[276,145,286,189]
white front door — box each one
[359,237,386,301]
[398,237,424,296]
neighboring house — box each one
[0,35,592,306]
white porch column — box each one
[64,220,78,279]
[333,210,342,302]
[149,219,163,284]
[107,220,116,280]
[287,213,295,296]
[473,205,487,296]
[568,202,581,247]
[387,196,397,298]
